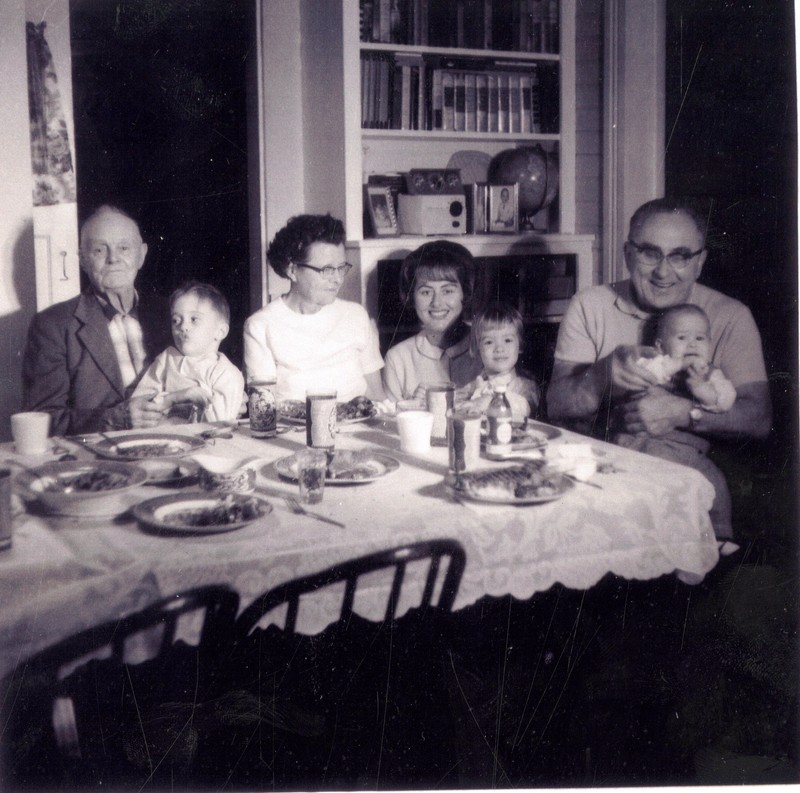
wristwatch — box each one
[689,406,704,430]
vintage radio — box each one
[397,194,467,235]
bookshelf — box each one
[295,0,590,319]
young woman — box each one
[383,240,482,401]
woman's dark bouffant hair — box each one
[398,240,475,315]
[266,214,346,278]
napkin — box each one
[544,444,598,482]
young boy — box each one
[617,303,736,539]
[460,302,540,421]
[132,281,245,423]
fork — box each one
[283,495,345,528]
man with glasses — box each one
[546,197,771,445]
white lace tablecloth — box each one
[0,420,718,675]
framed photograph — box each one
[365,185,399,237]
[488,183,519,233]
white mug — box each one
[11,412,51,455]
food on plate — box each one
[323,449,385,480]
[113,442,186,458]
[452,460,565,500]
[163,495,264,527]
[279,397,376,423]
[43,468,133,493]
[336,396,376,421]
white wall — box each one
[0,1,37,442]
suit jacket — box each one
[22,291,171,436]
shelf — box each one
[359,42,561,62]
[361,129,560,142]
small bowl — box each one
[17,460,147,516]
[192,454,259,495]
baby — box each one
[618,303,736,539]
[636,303,736,412]
[459,302,540,421]
[132,281,245,423]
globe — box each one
[488,146,559,229]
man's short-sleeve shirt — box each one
[554,280,767,389]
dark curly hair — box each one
[397,240,475,315]
[169,281,231,323]
[266,214,346,278]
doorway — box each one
[69,0,258,366]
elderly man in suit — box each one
[22,205,178,435]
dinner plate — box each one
[88,433,206,461]
[273,450,400,484]
[480,419,562,451]
[133,493,272,535]
[278,399,378,425]
[445,468,574,505]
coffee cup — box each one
[11,412,51,455]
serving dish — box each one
[273,449,399,484]
[278,397,378,425]
[88,433,206,461]
[133,492,272,535]
[445,463,574,505]
[16,460,148,517]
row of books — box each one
[361,53,557,134]
[360,0,559,53]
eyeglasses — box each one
[293,262,353,279]
[627,240,704,270]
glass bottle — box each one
[485,384,513,459]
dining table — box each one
[0,414,721,678]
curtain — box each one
[26,21,76,206]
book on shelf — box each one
[508,72,521,132]
[497,73,509,133]
[442,71,455,130]
[464,72,477,131]
[487,73,498,132]
[359,0,558,51]
[476,73,489,132]
[545,0,559,52]
[453,72,466,131]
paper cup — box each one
[397,410,434,455]
[11,411,51,455]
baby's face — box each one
[170,294,228,357]
[478,323,520,376]
[657,312,711,365]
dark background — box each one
[70,0,255,367]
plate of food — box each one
[273,449,400,484]
[446,460,574,505]
[133,492,272,535]
[138,458,200,486]
[480,419,562,451]
[16,460,148,517]
[278,396,378,425]
[88,433,206,461]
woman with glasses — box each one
[243,214,385,402]
[383,240,482,402]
